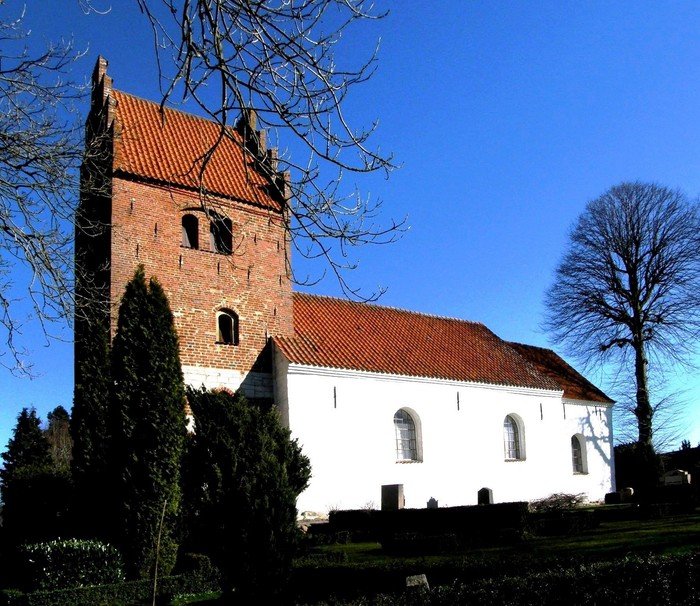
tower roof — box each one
[108,88,282,211]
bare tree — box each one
[611,379,686,451]
[0,5,84,374]
[545,182,700,449]
[126,0,403,299]
[45,405,73,473]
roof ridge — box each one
[113,89,242,134]
[507,340,553,353]
[293,291,486,327]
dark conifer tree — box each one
[46,406,72,473]
[0,408,68,546]
[72,133,114,539]
[1,409,50,478]
[182,388,311,600]
[111,266,185,579]
[71,292,113,539]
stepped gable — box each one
[507,342,613,404]
[274,293,565,392]
[110,90,281,211]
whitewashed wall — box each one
[183,365,273,399]
[274,352,614,514]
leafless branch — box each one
[545,182,700,447]
[0,4,87,375]
[133,0,405,301]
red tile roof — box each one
[111,90,280,211]
[275,293,602,395]
[507,342,613,403]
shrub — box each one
[0,589,24,606]
[529,493,586,513]
[19,539,125,592]
[330,502,530,541]
[181,388,311,600]
[2,572,221,606]
[173,553,221,592]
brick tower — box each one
[76,57,294,398]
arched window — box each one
[217,309,239,345]
[503,415,524,460]
[394,409,420,462]
[571,434,587,473]
[210,215,233,254]
[181,214,199,249]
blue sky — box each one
[2,2,700,451]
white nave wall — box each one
[276,355,614,513]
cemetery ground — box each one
[5,503,698,604]
[171,506,700,605]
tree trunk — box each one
[633,337,653,448]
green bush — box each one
[0,589,24,606]
[3,572,220,606]
[173,553,221,592]
[19,539,125,592]
[181,388,311,600]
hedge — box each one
[0,572,220,606]
[329,502,530,547]
[300,552,699,605]
[19,539,124,592]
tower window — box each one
[210,216,233,254]
[182,214,199,249]
[217,309,239,345]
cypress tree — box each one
[182,388,311,600]
[71,284,113,539]
[112,265,185,578]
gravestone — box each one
[427,497,438,509]
[620,487,634,502]
[381,484,405,511]
[406,574,429,590]
[478,487,493,505]
[662,469,691,486]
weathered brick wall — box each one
[108,175,293,380]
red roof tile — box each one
[275,293,571,393]
[111,90,280,211]
[507,342,613,404]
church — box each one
[77,58,615,514]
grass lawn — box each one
[171,591,222,605]
[306,510,700,568]
[177,509,700,604]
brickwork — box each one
[109,176,293,378]
[77,57,293,397]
